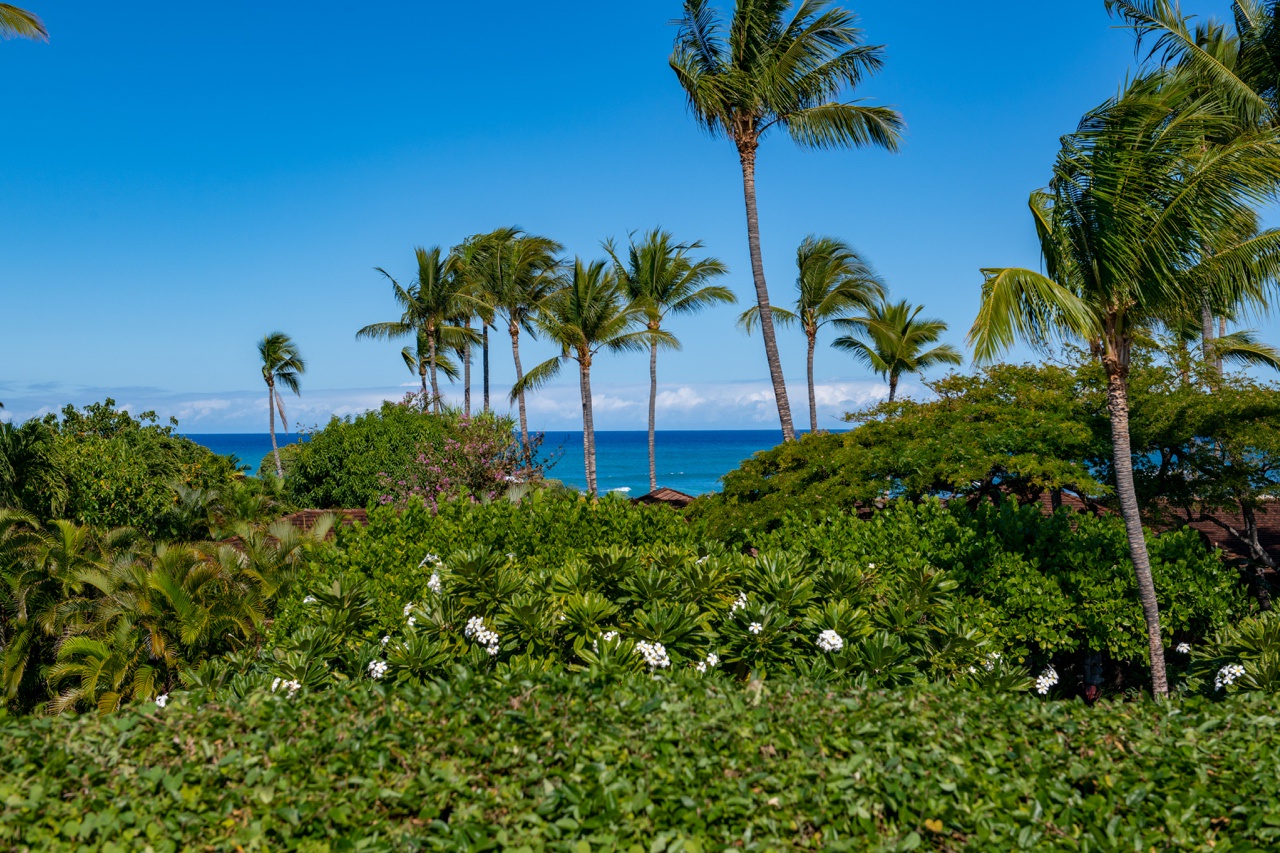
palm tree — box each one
[0,4,47,41]
[469,228,564,451]
[832,298,959,403]
[671,0,904,441]
[515,259,664,496]
[258,333,305,479]
[967,72,1280,697]
[742,236,884,430]
[607,229,733,491]
[357,247,478,413]
[447,237,492,416]
[399,330,460,407]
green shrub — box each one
[4,676,1280,850]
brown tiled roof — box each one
[633,488,696,509]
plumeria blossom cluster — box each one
[749,622,763,635]
[1215,663,1246,691]
[592,631,619,653]
[816,630,844,653]
[983,652,1001,671]
[421,554,444,595]
[367,660,389,680]
[1175,642,1192,654]
[427,572,443,595]
[271,678,302,698]
[403,602,417,628]
[1035,666,1059,695]
[464,616,501,656]
[695,652,719,674]
[729,592,748,614]
[636,640,671,670]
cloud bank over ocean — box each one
[0,379,893,433]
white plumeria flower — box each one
[749,622,763,635]
[867,563,876,570]
[636,640,670,670]
[1215,663,1246,691]
[983,651,1001,672]
[464,616,500,656]
[816,629,844,653]
[302,596,317,605]
[271,678,302,698]
[696,555,709,566]
[367,660,389,680]
[403,603,415,617]
[729,592,748,614]
[592,631,620,653]
[407,616,417,628]
[427,572,442,595]
[705,653,719,667]
[154,694,168,708]
[1175,642,1191,654]
[381,635,390,646]
[696,661,708,673]
[1034,666,1059,695]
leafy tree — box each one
[0,419,64,518]
[671,0,904,440]
[516,259,663,496]
[607,229,733,491]
[0,3,46,40]
[968,72,1280,696]
[833,298,961,402]
[258,332,306,479]
[468,229,563,452]
[357,247,478,412]
[742,236,884,429]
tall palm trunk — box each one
[580,354,597,497]
[509,319,529,451]
[428,332,441,414]
[647,337,658,492]
[419,362,428,402]
[888,373,899,403]
[737,141,795,441]
[1105,365,1168,697]
[267,380,282,478]
[463,324,472,417]
[483,325,491,412]
[806,328,818,434]
[1201,300,1219,384]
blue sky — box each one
[0,0,1251,432]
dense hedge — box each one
[4,676,1280,850]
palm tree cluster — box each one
[0,509,328,714]
[357,229,733,497]
[971,3,1280,696]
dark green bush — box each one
[4,675,1280,850]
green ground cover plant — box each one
[4,674,1280,851]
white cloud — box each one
[0,376,917,433]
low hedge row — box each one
[3,674,1279,850]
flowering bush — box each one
[377,412,545,511]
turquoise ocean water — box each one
[184,431,793,497]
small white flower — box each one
[381,635,390,646]
[696,555,709,565]
[1034,665,1059,695]
[749,622,763,635]
[271,678,301,698]
[427,572,442,595]
[867,563,876,570]
[154,694,168,708]
[506,552,515,559]
[1175,642,1191,654]
[407,616,417,628]
[636,640,670,670]
[367,660,389,680]
[464,616,500,656]
[983,651,1001,672]
[696,661,708,673]
[418,553,441,568]
[816,629,844,653]
[302,595,317,605]
[1215,663,1246,691]
[403,603,415,617]
[592,631,620,653]
[705,653,719,667]
[729,592,748,614]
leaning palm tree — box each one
[607,229,733,491]
[832,298,959,404]
[469,228,564,451]
[967,72,1280,698]
[671,0,904,441]
[515,259,665,496]
[742,236,884,430]
[258,332,305,479]
[399,330,461,406]
[0,4,47,41]
[357,247,478,413]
